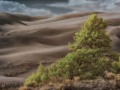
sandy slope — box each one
[0,76,23,83]
[0,12,120,82]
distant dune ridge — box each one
[0,12,120,85]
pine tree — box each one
[48,14,120,80]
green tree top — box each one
[69,14,111,51]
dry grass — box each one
[105,72,116,80]
[19,86,32,90]
[73,76,80,82]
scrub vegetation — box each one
[24,14,120,87]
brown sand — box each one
[0,12,120,83]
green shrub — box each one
[24,64,49,86]
[112,59,120,72]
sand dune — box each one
[0,76,23,84]
[0,12,120,83]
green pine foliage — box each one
[112,59,120,72]
[24,64,49,86]
[49,48,119,80]
[24,14,120,86]
[69,14,110,50]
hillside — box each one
[0,12,120,89]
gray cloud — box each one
[49,0,120,12]
[0,0,52,16]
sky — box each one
[0,0,120,16]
